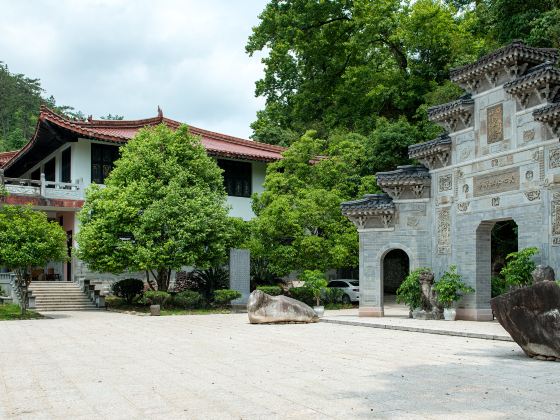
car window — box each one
[350,281,359,287]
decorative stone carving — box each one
[439,174,452,192]
[462,184,469,193]
[247,290,319,324]
[407,216,419,228]
[550,148,560,169]
[473,168,520,197]
[524,190,541,201]
[412,271,443,320]
[491,155,513,168]
[437,208,450,254]
[487,104,504,144]
[491,282,560,361]
[459,147,472,161]
[457,202,469,212]
[525,170,534,181]
[523,129,535,142]
[492,197,500,207]
[532,266,555,283]
[552,198,560,236]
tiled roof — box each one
[408,134,451,159]
[3,107,285,169]
[533,101,560,121]
[376,165,431,185]
[0,150,18,168]
[450,40,559,84]
[427,95,474,121]
[341,193,394,216]
[504,62,560,93]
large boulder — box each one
[491,281,560,361]
[247,290,319,324]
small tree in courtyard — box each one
[0,205,67,314]
[77,124,236,291]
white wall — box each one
[226,161,267,220]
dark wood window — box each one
[44,158,56,182]
[91,143,119,184]
[217,160,252,197]
[61,148,71,183]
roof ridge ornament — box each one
[157,106,163,118]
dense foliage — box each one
[213,289,242,307]
[248,0,560,148]
[249,131,376,274]
[0,63,84,151]
[77,124,237,291]
[0,206,67,313]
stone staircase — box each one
[28,281,101,311]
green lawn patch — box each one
[0,304,43,320]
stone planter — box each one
[313,305,325,317]
[443,307,456,321]
[150,304,161,316]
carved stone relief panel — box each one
[487,104,504,144]
[550,147,560,169]
[524,190,541,201]
[437,207,451,254]
[553,193,560,238]
[439,174,452,192]
[522,129,535,143]
[473,167,520,197]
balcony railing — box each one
[0,170,85,200]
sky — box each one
[0,0,269,139]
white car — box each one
[327,280,359,304]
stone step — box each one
[29,281,101,311]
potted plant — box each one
[301,270,328,317]
[433,265,474,321]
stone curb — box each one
[320,318,513,342]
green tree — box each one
[246,0,485,145]
[0,206,67,314]
[250,130,375,275]
[76,124,236,291]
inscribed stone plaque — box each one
[473,167,519,197]
[437,208,450,254]
[439,174,452,192]
[487,104,503,144]
[229,248,250,305]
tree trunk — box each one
[156,268,170,292]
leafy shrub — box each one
[213,289,241,307]
[191,267,229,300]
[144,290,171,308]
[500,247,539,287]
[323,287,344,304]
[256,285,283,296]
[396,268,429,311]
[491,276,508,298]
[251,257,280,286]
[172,290,203,309]
[288,287,315,306]
[111,278,144,304]
[301,270,328,306]
[433,265,474,308]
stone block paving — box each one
[0,311,559,419]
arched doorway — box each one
[491,220,518,276]
[382,249,410,295]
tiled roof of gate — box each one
[376,165,431,185]
[3,107,285,169]
[408,134,451,159]
[341,193,395,215]
[427,95,474,121]
[504,61,560,93]
[533,101,560,121]
[450,40,559,84]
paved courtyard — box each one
[0,312,558,419]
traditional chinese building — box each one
[342,41,560,320]
[0,106,284,287]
